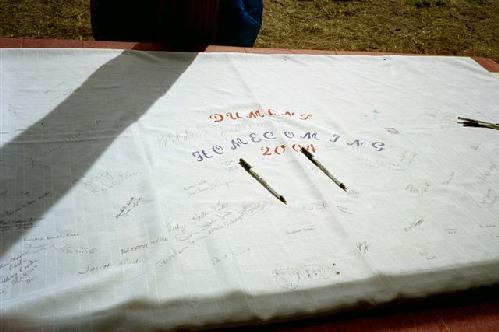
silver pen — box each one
[457,116,499,130]
[239,158,287,204]
[300,147,347,192]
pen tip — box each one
[279,195,287,205]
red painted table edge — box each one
[0,38,498,73]
[0,36,498,331]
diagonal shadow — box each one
[0,50,196,257]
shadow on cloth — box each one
[0,50,196,257]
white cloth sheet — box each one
[0,49,498,330]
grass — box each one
[256,0,499,61]
[0,0,497,62]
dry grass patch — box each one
[0,0,497,61]
[256,0,499,61]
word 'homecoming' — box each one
[209,109,312,123]
[192,130,385,162]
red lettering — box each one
[274,145,286,155]
[209,114,224,122]
[247,110,265,119]
[261,146,272,156]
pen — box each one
[300,147,347,192]
[239,158,287,205]
[457,117,499,131]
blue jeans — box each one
[218,0,264,47]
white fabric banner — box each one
[0,49,498,330]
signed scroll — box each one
[1,49,498,330]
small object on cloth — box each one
[301,147,347,192]
[239,158,287,204]
[457,116,499,130]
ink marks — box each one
[211,247,251,266]
[479,224,496,229]
[286,227,315,235]
[392,150,417,171]
[336,206,352,214]
[481,188,498,206]
[208,109,313,123]
[479,163,496,183]
[272,268,300,290]
[442,171,455,185]
[23,232,79,242]
[119,257,146,267]
[57,245,97,255]
[82,171,139,194]
[191,201,228,224]
[0,190,30,198]
[419,251,437,261]
[183,179,235,198]
[184,180,208,192]
[192,211,209,222]
[22,243,96,257]
[356,156,378,169]
[156,247,189,268]
[273,263,340,290]
[478,224,498,239]
[404,218,425,232]
[405,182,430,197]
[385,128,400,134]
[193,130,386,162]
[444,228,458,235]
[261,143,317,157]
[193,202,268,239]
[157,202,269,268]
[78,253,155,275]
[191,130,322,162]
[14,234,87,263]
[3,192,51,218]
[119,236,169,255]
[0,217,41,232]
[157,129,206,147]
[1,191,51,232]
[329,133,386,152]
[0,247,50,289]
[346,189,361,199]
[303,201,328,211]
[356,241,369,254]
[0,255,38,287]
[222,159,241,173]
[474,164,497,207]
[399,151,417,165]
[284,202,327,234]
[115,196,143,219]
[78,262,112,275]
